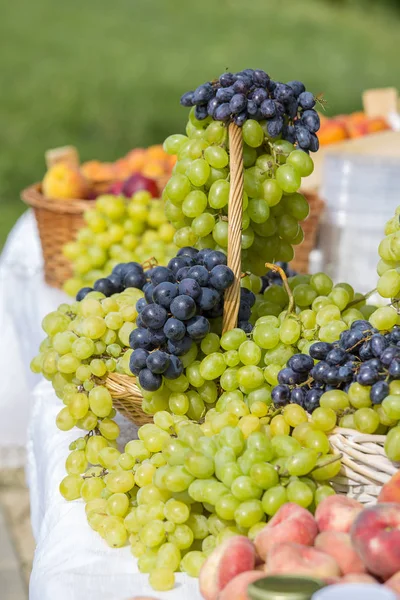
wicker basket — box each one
[291,191,324,274]
[21,183,92,288]
[329,427,398,505]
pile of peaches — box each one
[318,111,389,145]
[41,145,176,201]
[196,471,400,600]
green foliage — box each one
[1,0,400,246]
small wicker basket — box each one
[21,183,91,288]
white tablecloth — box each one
[28,380,203,600]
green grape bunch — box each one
[63,190,177,297]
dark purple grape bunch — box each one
[128,247,239,392]
[180,69,320,152]
[76,261,147,300]
[260,262,297,293]
[272,320,400,413]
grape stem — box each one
[346,288,377,309]
[265,262,295,314]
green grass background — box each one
[1,0,400,246]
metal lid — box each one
[247,575,325,600]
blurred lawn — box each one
[1,0,400,246]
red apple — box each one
[122,173,159,198]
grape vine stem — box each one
[265,262,295,314]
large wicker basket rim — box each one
[21,183,93,214]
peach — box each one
[315,495,363,533]
[351,503,400,580]
[218,571,266,600]
[341,573,379,584]
[385,571,400,595]
[254,503,318,561]
[379,472,400,504]
[42,163,89,200]
[265,542,340,579]
[314,531,366,575]
[199,536,256,600]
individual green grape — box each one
[261,485,288,516]
[354,407,380,433]
[287,480,313,508]
[149,568,175,591]
[59,474,83,500]
[311,407,337,432]
[370,306,398,330]
[180,551,206,577]
[385,426,400,461]
[286,449,319,477]
[287,150,314,177]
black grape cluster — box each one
[181,69,320,151]
[128,247,255,392]
[272,320,400,413]
[76,261,148,299]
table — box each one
[28,380,203,600]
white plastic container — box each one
[312,583,396,600]
[315,153,400,292]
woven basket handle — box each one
[222,123,244,334]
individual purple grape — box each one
[141,304,168,329]
[167,336,193,356]
[195,248,213,264]
[234,112,247,127]
[247,100,258,116]
[230,94,247,114]
[144,283,155,304]
[233,79,249,94]
[298,91,315,110]
[93,278,117,297]
[164,355,184,380]
[146,351,170,374]
[214,103,231,122]
[291,387,306,407]
[278,368,307,385]
[272,384,290,406]
[253,70,270,87]
[301,109,320,132]
[129,328,152,350]
[150,266,175,285]
[207,97,219,117]
[288,354,314,373]
[177,247,199,259]
[124,269,147,290]
[216,87,235,102]
[252,88,268,105]
[148,328,167,347]
[186,316,210,340]
[76,287,93,301]
[180,91,195,107]
[273,83,294,102]
[295,126,311,149]
[113,261,142,277]
[168,256,193,274]
[178,278,201,299]
[152,282,179,309]
[238,303,251,321]
[326,347,347,366]
[381,346,400,367]
[163,318,186,342]
[209,265,234,290]
[106,273,123,292]
[310,361,330,382]
[219,72,235,87]
[193,82,214,105]
[370,380,389,405]
[129,348,149,376]
[267,116,283,138]
[338,365,354,383]
[238,321,253,333]
[203,250,227,270]
[138,368,162,391]
[176,267,190,282]
[325,366,341,385]
[195,105,209,120]
[240,288,255,307]
[287,80,305,96]
[136,297,147,313]
[187,265,209,286]
[305,388,323,412]
[309,133,319,153]
[260,99,276,118]
[170,295,197,320]
[371,334,388,357]
[389,358,400,379]
[197,287,220,310]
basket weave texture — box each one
[329,427,398,505]
[21,183,90,288]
